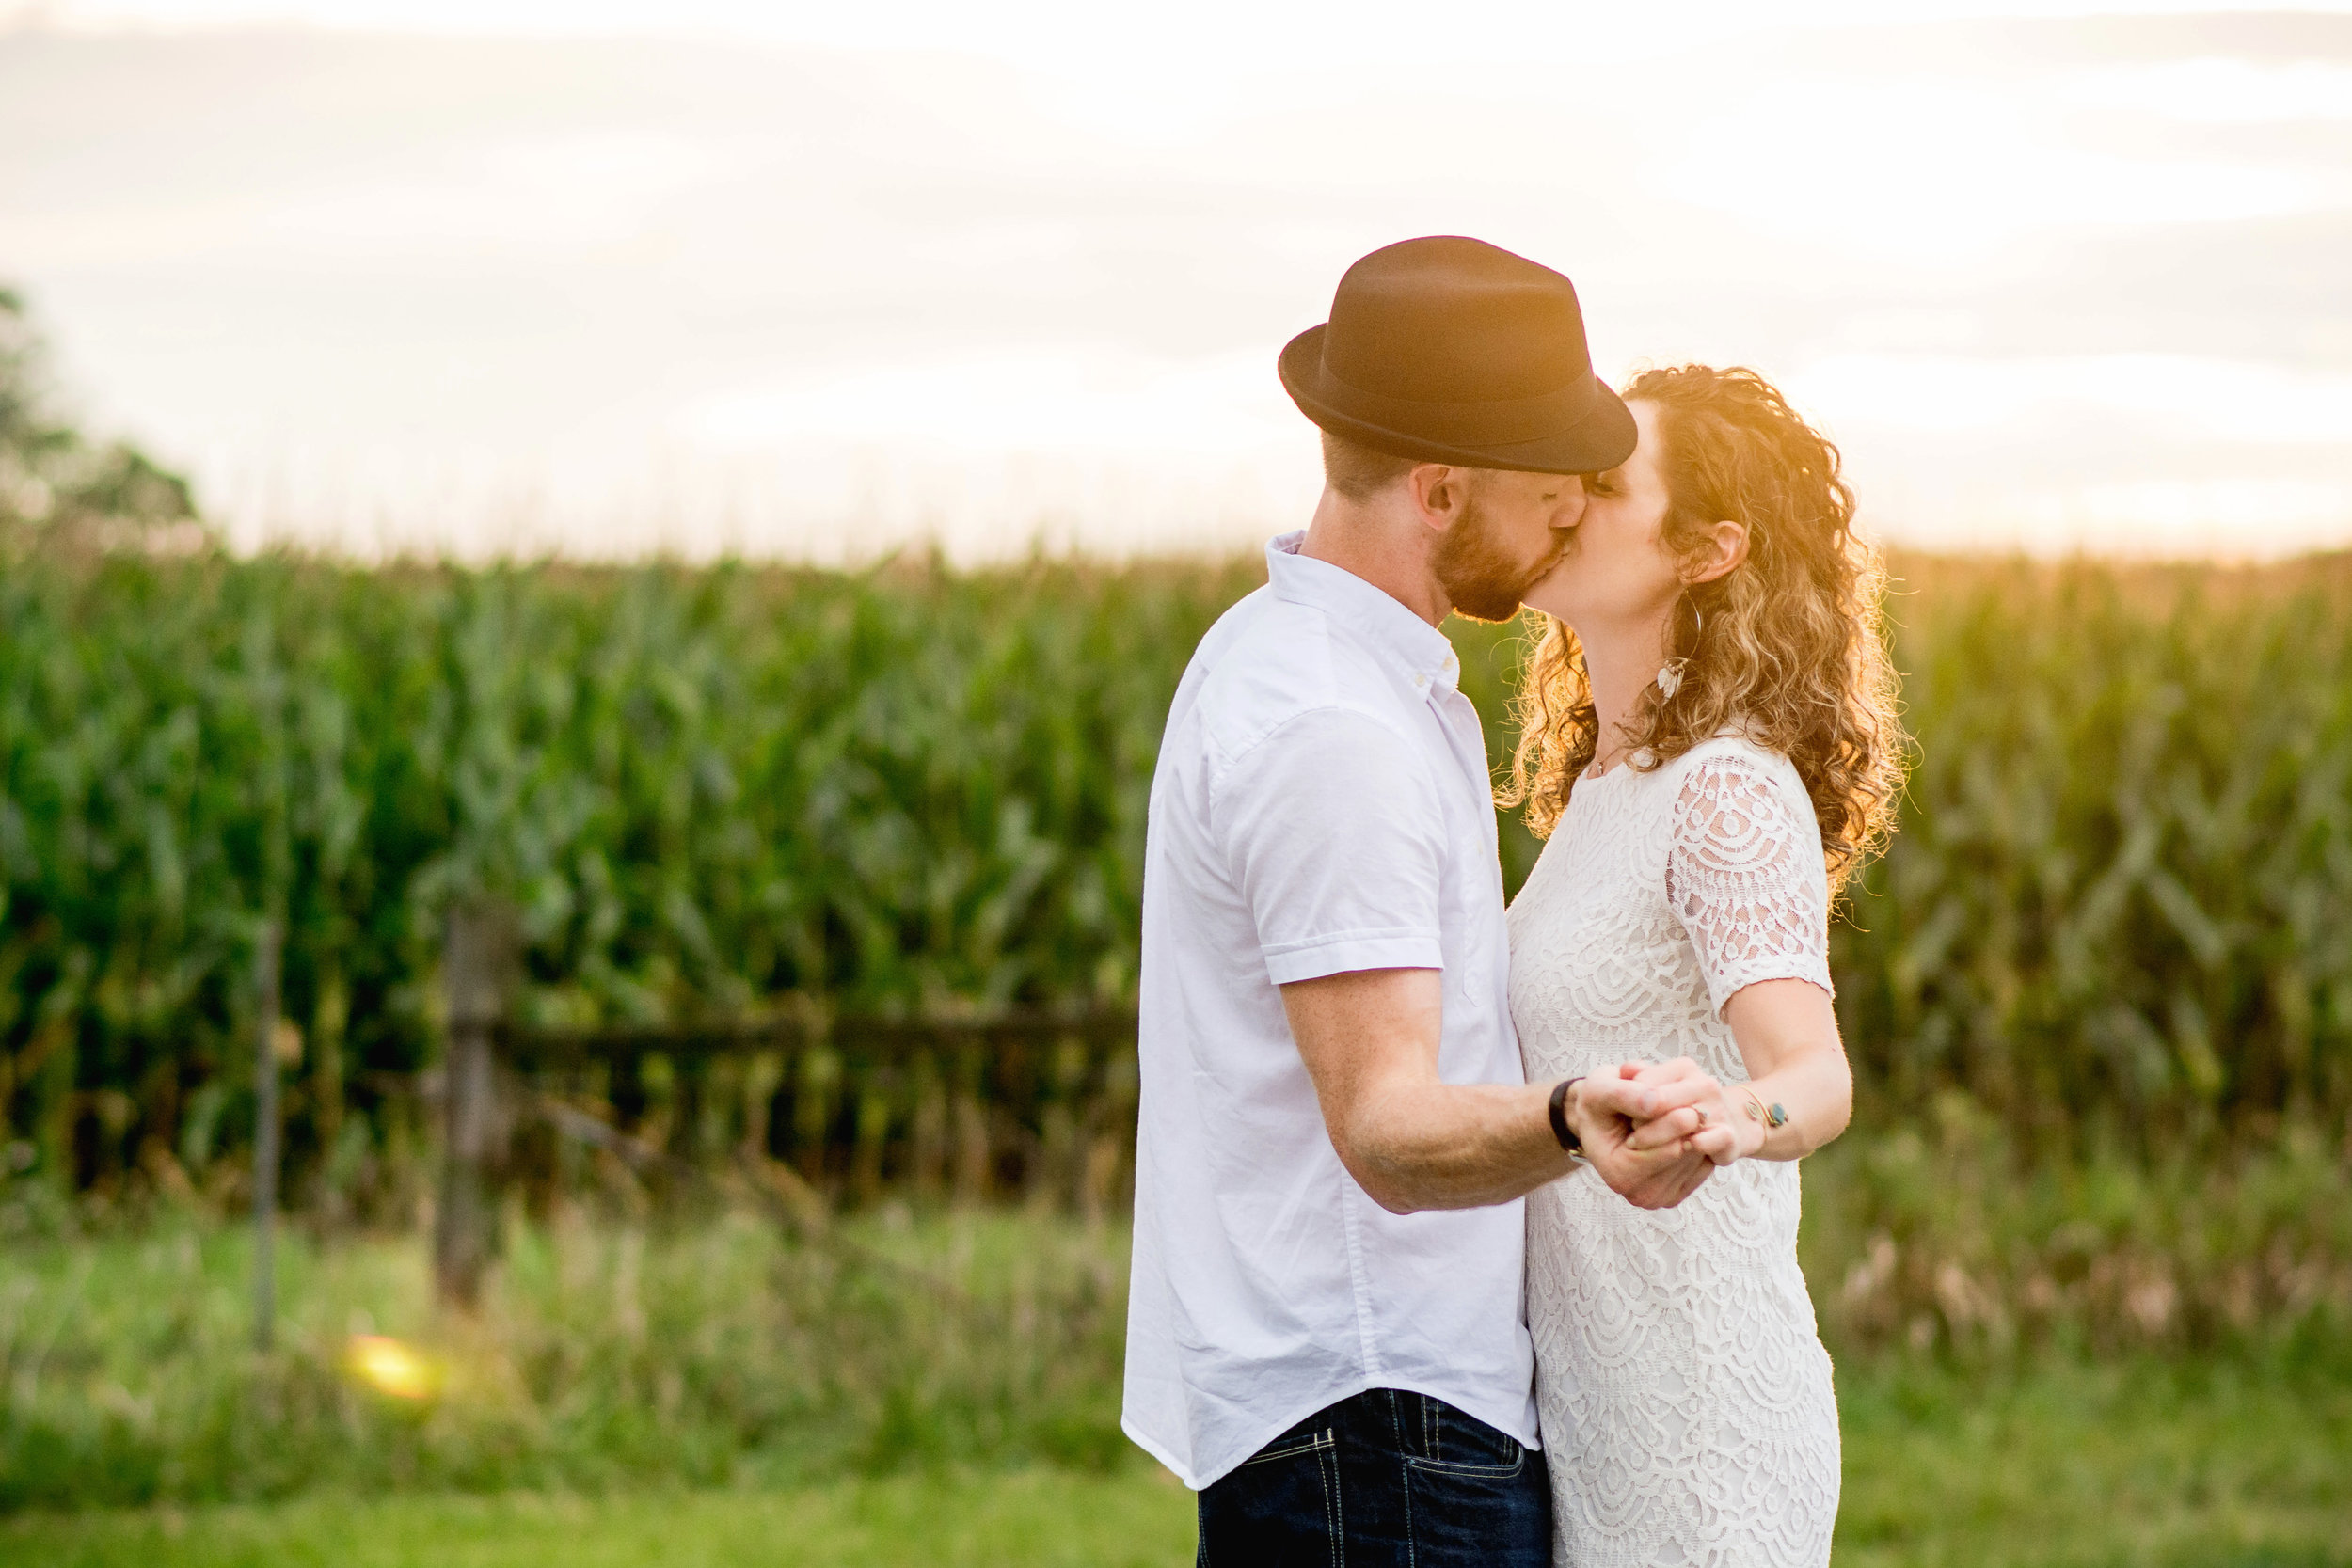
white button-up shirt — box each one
[1121,531,1538,1490]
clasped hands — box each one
[1565,1058,1763,1211]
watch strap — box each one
[1548,1076,1585,1154]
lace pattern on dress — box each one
[1509,736,1841,1568]
[1665,752,1836,1019]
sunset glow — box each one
[5,0,2348,560]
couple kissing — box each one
[1122,236,1907,1567]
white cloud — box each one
[261,131,752,255]
[1664,81,2343,263]
[679,351,1295,457]
[1792,353,2352,444]
[2064,57,2352,122]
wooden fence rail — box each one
[433,905,1141,1306]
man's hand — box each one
[1568,1066,1719,1209]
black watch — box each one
[1548,1077,1586,1155]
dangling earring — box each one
[1656,599,1701,700]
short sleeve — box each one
[1214,708,1447,986]
[1664,748,1835,1019]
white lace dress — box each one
[1507,734,1840,1568]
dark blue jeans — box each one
[1196,1388,1549,1566]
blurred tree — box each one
[0,284,207,550]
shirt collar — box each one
[1266,531,1464,695]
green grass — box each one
[1836,1352,2352,1567]
[0,1468,1198,1568]
[0,1209,1132,1511]
[5,1180,2346,1513]
[8,1354,2348,1567]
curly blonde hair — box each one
[1501,365,1906,890]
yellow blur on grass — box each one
[343,1335,440,1402]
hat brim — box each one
[1278,323,1637,477]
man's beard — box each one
[1434,495,1562,623]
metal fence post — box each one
[251,918,281,1353]
[436,901,515,1308]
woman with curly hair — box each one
[1502,364,1906,1567]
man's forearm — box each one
[1342,1080,1575,1213]
[1282,968,1701,1213]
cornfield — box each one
[2,545,2348,1208]
[1836,556,2352,1155]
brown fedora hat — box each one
[1279,236,1634,477]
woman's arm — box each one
[1622,749,1851,1167]
[1622,979,1852,1164]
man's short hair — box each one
[1320,430,1420,500]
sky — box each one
[3,1,2350,562]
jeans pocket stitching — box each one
[1403,1449,1525,1479]
[1321,1441,1343,1568]
[1240,1430,1336,1467]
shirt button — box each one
[1413,673,1429,689]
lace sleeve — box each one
[1664,748,1835,1020]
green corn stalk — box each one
[0,546,2344,1204]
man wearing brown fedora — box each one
[1122,237,1721,1563]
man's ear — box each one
[1685,518,1750,585]
[1406,464,1469,531]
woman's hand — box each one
[1566,1073,1722,1209]
[1614,1058,1764,1167]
